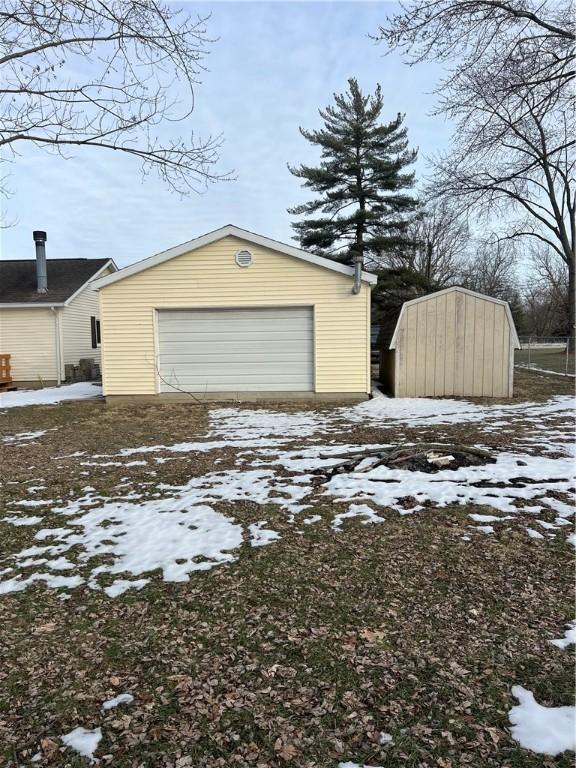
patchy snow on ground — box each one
[550,621,576,650]
[345,393,575,429]
[474,525,495,534]
[1,391,574,598]
[209,407,329,440]
[469,513,513,523]
[508,685,576,756]
[0,472,294,594]
[332,504,385,529]
[0,572,83,595]
[2,430,51,444]
[338,762,383,768]
[1,515,44,526]
[249,521,281,547]
[101,693,134,711]
[0,383,101,410]
[325,451,575,518]
[61,726,102,761]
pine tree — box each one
[288,78,418,267]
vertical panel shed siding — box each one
[0,308,57,382]
[394,291,513,397]
[99,236,370,395]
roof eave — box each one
[0,302,65,308]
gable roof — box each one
[93,225,378,290]
[0,258,116,307]
[389,286,521,350]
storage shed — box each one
[93,225,377,401]
[380,286,520,398]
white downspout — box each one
[51,307,63,386]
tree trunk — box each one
[568,259,575,353]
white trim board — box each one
[92,225,378,290]
[389,286,521,349]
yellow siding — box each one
[0,307,58,383]
[61,267,112,366]
[393,289,515,398]
[99,236,371,395]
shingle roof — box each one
[0,259,110,304]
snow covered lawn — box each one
[0,369,573,767]
[0,382,102,409]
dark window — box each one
[90,316,98,348]
[96,319,101,345]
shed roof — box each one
[0,258,115,306]
[93,225,378,290]
[389,286,521,350]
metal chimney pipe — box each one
[352,252,363,295]
[33,230,48,293]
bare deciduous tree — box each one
[376,1,575,104]
[376,0,576,348]
[459,237,518,299]
[385,201,469,288]
[522,245,570,336]
[0,1,227,198]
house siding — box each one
[0,307,58,383]
[61,266,112,366]
[390,289,514,398]
[99,235,371,396]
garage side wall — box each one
[99,236,370,396]
[394,291,513,397]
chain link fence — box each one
[515,337,575,377]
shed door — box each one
[157,307,314,392]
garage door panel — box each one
[159,316,311,330]
[159,333,313,344]
[157,308,314,392]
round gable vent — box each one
[235,249,253,267]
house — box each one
[0,231,117,387]
[380,286,520,398]
[93,225,377,401]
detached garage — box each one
[94,225,376,400]
[380,287,520,398]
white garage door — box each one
[157,307,314,392]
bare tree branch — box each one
[0,0,230,199]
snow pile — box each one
[61,726,102,762]
[0,383,101,409]
[509,686,576,756]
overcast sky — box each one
[1,1,452,267]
